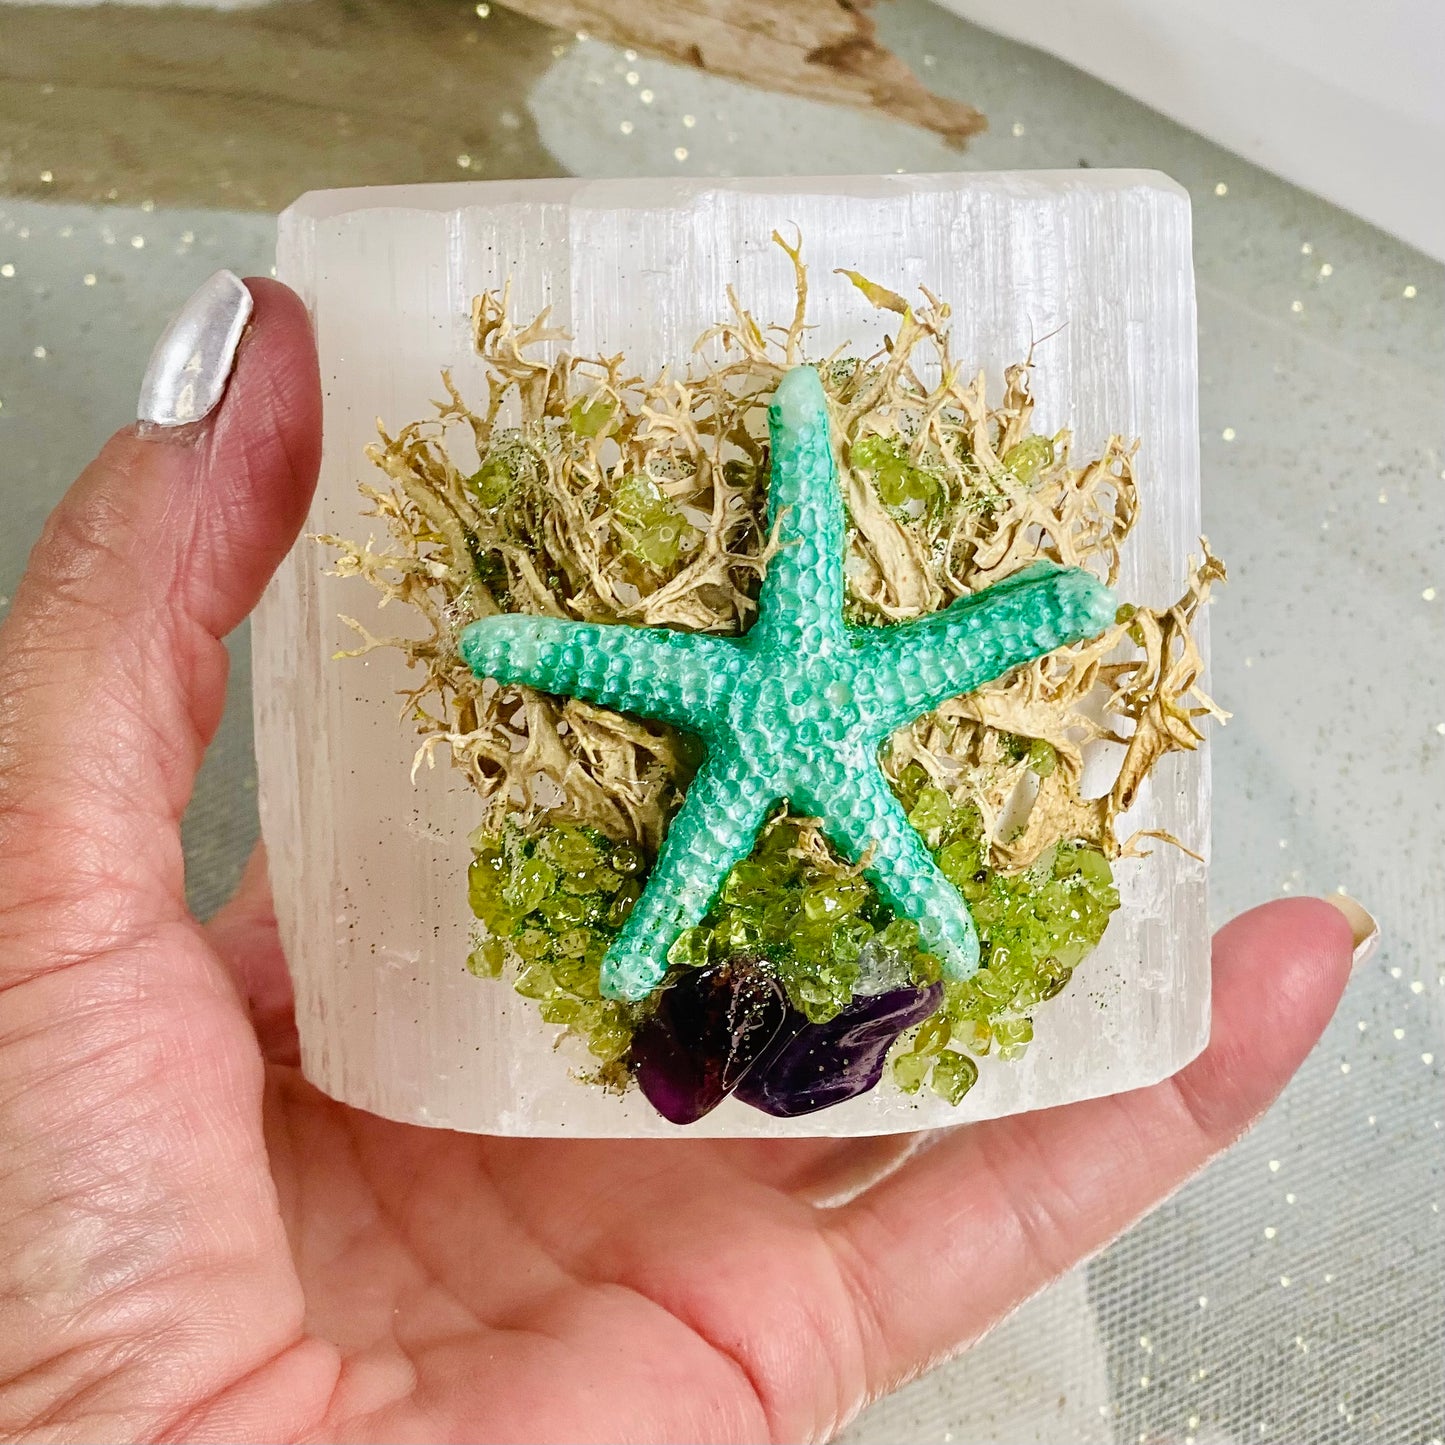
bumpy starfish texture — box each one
[460,366,1117,1003]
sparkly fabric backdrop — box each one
[0,5,1439,1441]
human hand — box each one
[0,276,1364,1444]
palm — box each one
[0,277,1353,1445]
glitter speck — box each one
[1012,121,1026,137]
[673,146,688,161]
[1214,182,1228,196]
[1268,1159,1280,1171]
[32,345,46,359]
[82,272,96,286]
[1341,1061,1351,1074]
[1425,1053,1436,1066]
[1280,1275,1291,1287]
[1263,1225,1277,1239]
[1411,980,1425,994]
[1395,1027,1406,1040]
[1290,299,1304,313]
[130,235,145,249]
[1379,490,1389,503]
[1198,1296,1208,1308]
[1391,966,1403,978]
[0,263,13,278]
[1139,1376,1150,1389]
[180,230,194,245]
[1301,241,1314,254]
[456,154,472,169]
[1221,426,1236,441]
[619,120,634,135]
[1423,587,1437,601]
[39,169,53,184]
[625,70,639,85]
[1403,284,1418,298]
[1435,723,1445,736]
[1319,262,1333,277]
[475,2,490,13]
[639,88,654,104]
[623,47,636,60]
[682,113,696,127]
[1286,1192,1297,1204]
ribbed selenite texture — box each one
[255,171,1208,1137]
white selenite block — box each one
[255,170,1209,1138]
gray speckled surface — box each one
[0,4,1440,1441]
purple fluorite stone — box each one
[632,961,788,1125]
[735,983,944,1118]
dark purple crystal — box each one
[632,961,789,1125]
[735,983,944,1118]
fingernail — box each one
[1325,894,1380,967]
[137,270,253,427]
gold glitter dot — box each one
[673,146,688,161]
[1425,1053,1436,1065]
[1340,1061,1351,1074]
[456,154,472,169]
[1138,1334,1151,1350]
[180,230,195,245]
[1318,262,1333,277]
[32,345,46,359]
[1286,1192,1297,1204]
[39,169,53,184]
[1395,1027,1406,1040]
[1324,1272,1334,1283]
[1301,241,1314,254]
[1391,965,1403,978]
[1411,979,1424,993]
[130,235,145,249]
[624,47,637,60]
[1268,1159,1280,1171]
[1198,1296,1207,1308]
[1403,284,1418,298]
[1263,1225,1276,1238]
[475,1,490,13]
[625,70,639,85]
[1436,723,1445,736]
[1012,121,1026,137]
[682,113,696,127]
[640,88,654,103]
[1188,1416,1200,1430]
[59,225,72,238]
[0,263,13,278]
[619,120,634,135]
[1379,490,1389,503]
[83,272,96,286]
[1423,587,1437,601]
[1221,426,1236,441]
[1138,1376,1150,1389]
[1290,299,1304,313]
[1214,182,1228,196]
[551,42,565,56]
[1357,1020,1367,1031]
[141,198,155,213]
[1280,1275,1291,1287]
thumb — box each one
[0,273,320,981]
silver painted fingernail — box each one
[1326,893,1380,967]
[137,270,253,427]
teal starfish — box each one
[460,366,1116,1003]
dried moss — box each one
[325,235,1225,1101]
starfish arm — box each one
[600,753,775,1002]
[458,614,738,733]
[753,365,848,649]
[854,562,1118,736]
[794,762,980,980]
